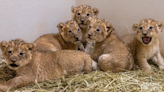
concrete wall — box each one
[0,0,75,42]
[76,0,164,48]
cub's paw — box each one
[98,54,111,61]
[92,60,98,71]
[77,43,84,52]
[159,65,164,70]
[142,69,153,74]
[0,84,10,91]
[78,47,84,51]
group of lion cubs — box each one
[0,5,164,90]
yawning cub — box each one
[122,19,164,73]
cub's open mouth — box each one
[80,23,87,26]
[88,36,93,40]
[80,22,87,25]
[74,40,80,43]
[80,24,87,28]
[10,64,19,67]
[142,37,152,44]
[75,39,79,41]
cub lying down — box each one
[34,20,84,52]
[87,17,134,73]
[0,39,96,90]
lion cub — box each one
[122,19,164,73]
[0,39,95,90]
[87,17,134,73]
[71,5,99,54]
[34,20,84,52]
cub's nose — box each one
[10,57,18,63]
[142,31,148,36]
[88,34,92,37]
[75,37,79,41]
[80,19,85,23]
[81,20,84,23]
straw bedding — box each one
[0,56,164,92]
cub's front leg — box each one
[85,42,94,54]
[91,52,100,62]
[151,51,164,70]
[137,57,152,73]
[77,43,84,51]
[0,75,33,91]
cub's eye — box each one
[69,31,72,33]
[139,27,142,30]
[89,26,91,28]
[77,13,80,15]
[96,29,100,32]
[19,53,23,56]
[149,26,153,29]
[8,51,12,54]
[78,29,81,32]
[87,14,90,16]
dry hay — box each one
[0,59,164,92]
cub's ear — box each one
[132,24,138,31]
[26,43,35,51]
[157,22,164,32]
[72,6,78,20]
[71,6,77,13]
[92,8,99,16]
[0,41,9,52]
[105,21,114,32]
[57,22,65,33]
